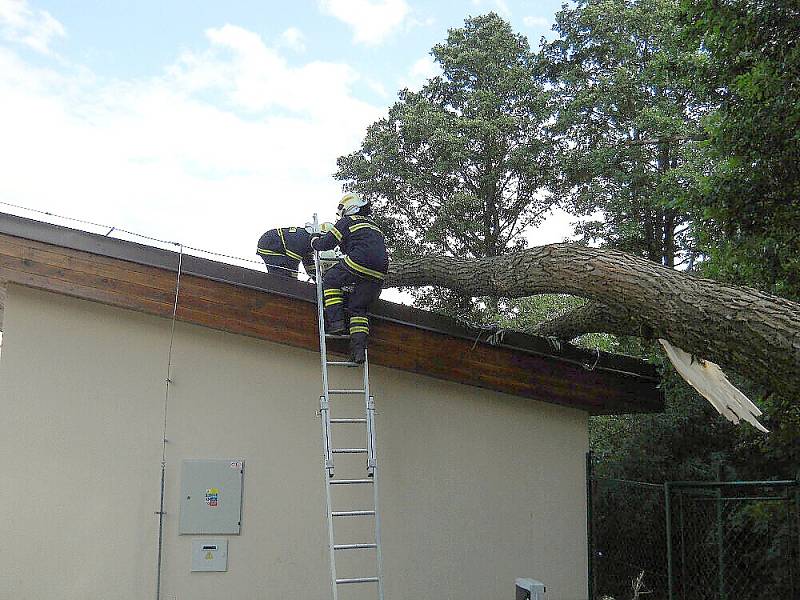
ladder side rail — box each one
[373,464,385,600]
[313,214,338,600]
[313,214,330,400]
[364,356,376,475]
[364,352,385,600]
[323,457,338,600]
[313,216,334,476]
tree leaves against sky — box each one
[337,14,553,262]
[683,0,800,300]
[540,0,714,269]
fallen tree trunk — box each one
[386,244,800,398]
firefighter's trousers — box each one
[321,262,382,361]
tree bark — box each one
[532,301,653,340]
[386,244,800,397]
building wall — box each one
[0,285,589,600]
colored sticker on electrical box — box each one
[205,488,219,507]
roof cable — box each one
[0,200,314,281]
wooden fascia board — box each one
[0,232,663,414]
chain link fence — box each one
[589,474,669,599]
[666,481,800,600]
[588,456,800,600]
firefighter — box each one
[311,193,388,364]
[256,225,316,279]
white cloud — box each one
[410,56,438,79]
[399,55,440,91]
[366,78,389,98]
[523,15,550,28]
[0,0,65,55]
[470,0,510,16]
[494,0,511,16]
[0,25,385,265]
[319,0,409,45]
[278,26,305,52]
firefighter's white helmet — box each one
[337,192,368,220]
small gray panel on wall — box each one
[179,459,244,534]
[191,539,229,572]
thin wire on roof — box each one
[0,200,312,281]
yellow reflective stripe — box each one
[349,223,383,235]
[350,316,369,323]
[330,226,343,241]
[285,248,303,261]
[324,298,344,307]
[324,289,344,297]
[350,326,370,334]
[276,229,303,260]
[257,248,285,257]
[344,256,385,280]
[277,228,288,251]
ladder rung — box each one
[334,543,377,550]
[336,577,379,584]
[329,389,365,394]
[327,361,359,367]
[330,479,374,485]
[331,510,376,517]
[332,448,368,454]
[330,418,367,424]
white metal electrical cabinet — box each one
[179,459,244,535]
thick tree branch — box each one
[386,244,800,397]
[531,301,651,340]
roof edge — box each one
[0,211,660,384]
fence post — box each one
[795,475,799,597]
[679,491,686,599]
[586,451,594,600]
[716,465,725,600]
[665,481,673,600]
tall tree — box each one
[540,0,711,269]
[683,0,800,300]
[336,13,553,315]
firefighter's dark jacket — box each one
[257,227,313,264]
[312,215,389,280]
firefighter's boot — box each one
[350,331,368,365]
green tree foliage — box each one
[336,13,554,315]
[683,0,800,300]
[533,0,798,482]
[683,0,800,478]
[540,0,712,267]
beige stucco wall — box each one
[0,284,589,600]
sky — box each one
[0,0,577,282]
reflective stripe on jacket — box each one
[312,215,388,280]
[257,227,312,262]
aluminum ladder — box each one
[312,217,385,600]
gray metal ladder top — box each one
[312,214,385,600]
